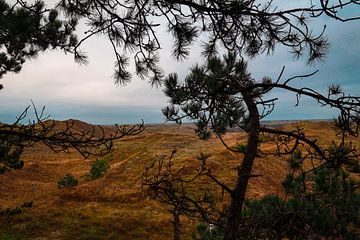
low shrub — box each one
[87,158,109,180]
[0,233,24,240]
[237,143,247,152]
[57,173,79,188]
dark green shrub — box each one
[0,233,24,240]
[0,201,33,218]
[241,163,360,239]
[57,173,78,188]
[0,140,24,174]
[88,158,109,180]
[192,163,360,239]
[192,222,223,240]
[237,143,247,152]
[21,201,33,208]
[0,207,22,216]
[197,130,211,140]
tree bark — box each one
[224,92,260,240]
[173,206,181,240]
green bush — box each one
[57,173,79,188]
[237,143,247,152]
[192,222,223,240]
[239,166,360,239]
[87,158,109,180]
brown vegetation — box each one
[0,120,352,239]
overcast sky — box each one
[1,1,360,125]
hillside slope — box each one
[0,121,347,239]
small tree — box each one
[87,157,110,180]
[142,151,218,240]
[58,172,79,188]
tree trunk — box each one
[173,207,181,240]
[224,92,260,240]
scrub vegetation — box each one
[0,120,358,239]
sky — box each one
[0,1,360,125]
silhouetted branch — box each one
[142,151,220,239]
[0,105,144,159]
[57,0,360,84]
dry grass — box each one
[0,121,356,239]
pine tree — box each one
[162,53,360,239]
[57,0,360,85]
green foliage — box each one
[163,53,248,138]
[288,149,302,169]
[87,158,109,180]
[240,165,360,239]
[0,234,24,240]
[196,129,211,140]
[192,160,360,239]
[57,0,343,84]
[351,163,360,173]
[236,143,247,152]
[0,0,79,78]
[191,222,222,240]
[192,223,211,240]
[333,115,358,136]
[57,173,79,188]
[327,144,356,169]
[0,138,24,174]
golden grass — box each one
[0,121,357,239]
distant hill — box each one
[41,118,122,139]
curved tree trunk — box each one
[224,92,260,240]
